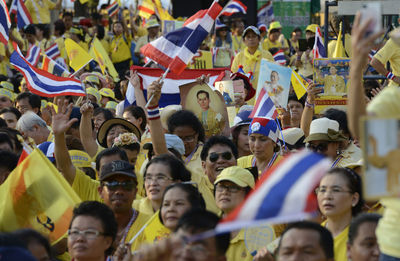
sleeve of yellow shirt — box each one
[72,167,102,202]
[374,39,395,65]
[367,86,400,117]
[262,50,274,62]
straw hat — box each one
[304,118,347,143]
[97,118,141,148]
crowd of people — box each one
[0,1,400,261]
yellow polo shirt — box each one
[72,168,101,201]
[25,0,56,24]
[226,230,253,261]
[125,211,150,251]
[262,37,289,54]
[321,221,348,261]
[232,35,245,54]
[374,38,400,87]
[110,34,132,63]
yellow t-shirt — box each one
[262,37,289,54]
[226,230,253,261]
[72,168,102,201]
[183,144,204,176]
[297,51,314,78]
[321,221,348,261]
[110,34,132,63]
[25,0,56,24]
[231,48,274,105]
[367,85,400,117]
[232,35,245,54]
[374,38,400,87]
[125,211,150,251]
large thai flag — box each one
[107,1,119,17]
[26,44,40,66]
[45,43,60,60]
[220,0,247,16]
[16,0,33,30]
[257,1,274,25]
[250,87,278,119]
[0,0,11,46]
[10,47,85,97]
[124,66,225,109]
[9,0,17,14]
[313,27,326,59]
[216,150,331,232]
[140,1,222,75]
[273,49,286,66]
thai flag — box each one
[313,27,326,59]
[9,0,17,14]
[250,87,278,119]
[257,1,274,25]
[140,1,222,75]
[216,150,331,232]
[220,0,247,16]
[124,66,225,109]
[10,46,85,97]
[107,1,119,17]
[368,49,377,61]
[26,44,41,66]
[273,49,286,66]
[0,0,11,46]
[16,0,33,30]
[41,55,70,77]
[45,43,60,60]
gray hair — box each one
[16,111,47,133]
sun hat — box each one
[214,166,255,189]
[146,19,160,29]
[105,101,118,110]
[160,105,182,130]
[99,88,115,100]
[279,127,305,150]
[304,117,347,143]
[268,21,282,32]
[100,160,137,182]
[0,88,14,102]
[242,26,260,38]
[305,24,319,33]
[143,133,185,156]
[87,87,101,104]
[69,150,92,168]
[97,118,141,148]
[248,117,279,143]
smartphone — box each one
[359,2,382,40]
[298,39,308,52]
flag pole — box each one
[145,67,169,108]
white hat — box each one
[304,117,347,143]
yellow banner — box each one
[89,38,119,80]
[65,38,93,72]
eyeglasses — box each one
[102,181,136,191]
[145,174,173,184]
[307,142,329,153]
[208,151,233,163]
[315,187,353,195]
[215,184,243,193]
[68,229,104,240]
[180,134,197,143]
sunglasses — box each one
[102,181,136,191]
[208,151,233,163]
[307,142,329,153]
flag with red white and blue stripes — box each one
[273,49,286,66]
[0,0,11,46]
[140,0,222,75]
[107,1,119,17]
[45,43,60,60]
[10,46,85,97]
[313,27,326,59]
[26,44,40,66]
[16,0,33,29]
[216,150,331,232]
[250,87,278,119]
[220,0,247,16]
[257,1,274,26]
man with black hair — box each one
[196,90,225,137]
[16,93,41,115]
[0,150,18,185]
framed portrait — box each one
[361,116,400,199]
[179,82,230,137]
[256,59,292,108]
[313,58,350,114]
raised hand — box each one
[126,70,141,89]
[306,82,322,104]
[195,74,210,85]
[80,100,94,116]
[147,76,163,108]
[51,100,78,136]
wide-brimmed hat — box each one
[279,127,305,150]
[214,166,255,189]
[268,21,282,33]
[160,105,182,130]
[304,118,347,143]
[97,118,141,148]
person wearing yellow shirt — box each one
[323,66,346,95]
[327,16,352,58]
[289,27,302,56]
[69,27,89,52]
[23,24,39,52]
[294,24,318,78]
[212,23,233,68]
[0,43,7,77]
[110,21,133,80]
[231,20,245,54]
[231,26,274,105]
[134,19,160,65]
[262,21,289,55]
[24,0,61,24]
[371,37,400,87]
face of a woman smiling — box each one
[106,125,128,148]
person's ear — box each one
[33,107,40,114]
[98,186,104,200]
[351,192,360,208]
[201,160,206,171]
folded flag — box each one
[291,70,308,99]
[124,66,225,108]
[216,150,331,232]
[107,1,119,17]
[0,148,81,243]
[250,87,278,119]
[313,26,326,59]
[26,44,41,66]
[0,0,11,46]
[140,0,222,75]
[45,42,60,60]
[41,54,70,77]
[10,47,85,97]
[16,0,33,29]
[220,0,247,16]
[273,49,286,66]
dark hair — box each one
[65,135,84,150]
[62,11,73,19]
[123,106,147,131]
[196,90,209,99]
[0,128,23,154]
[0,233,26,248]
[0,118,6,128]
[36,23,50,39]
[70,201,117,256]
[54,19,66,35]
[12,229,52,259]
[278,221,334,259]
[95,147,128,171]
[159,183,206,225]
[93,107,113,122]
[232,124,248,149]
[175,209,230,257]
[23,24,36,35]
[325,167,364,216]
[117,143,141,154]
[71,26,85,42]
[324,109,350,137]
[16,93,41,112]
[0,150,18,173]
[145,154,191,182]
[293,27,302,34]
[288,93,306,108]
[96,25,105,40]
[348,213,381,245]
[91,13,102,21]
[200,135,238,161]
[0,107,22,120]
[168,110,205,143]
[0,132,14,151]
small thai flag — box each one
[250,87,278,119]
[273,49,286,66]
[45,43,60,60]
[220,0,247,16]
[107,1,119,17]
[26,44,40,67]
[16,0,33,30]
[0,0,11,46]
[313,27,326,59]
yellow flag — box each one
[65,38,93,72]
[154,0,174,20]
[143,211,170,243]
[138,0,155,19]
[0,149,81,243]
[91,46,106,74]
[333,22,346,58]
[79,0,89,4]
[89,38,119,81]
[291,70,308,99]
